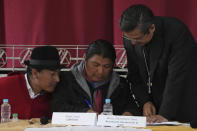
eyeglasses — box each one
[122,33,148,42]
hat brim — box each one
[24,60,65,70]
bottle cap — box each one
[105,99,111,103]
[3,99,8,103]
[13,113,18,117]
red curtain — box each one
[0,0,196,45]
[113,0,197,44]
[0,0,5,43]
[0,0,113,44]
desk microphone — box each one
[190,120,197,128]
[40,116,49,125]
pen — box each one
[85,99,93,110]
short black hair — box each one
[26,66,42,78]
[119,4,154,34]
[85,39,116,63]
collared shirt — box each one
[25,74,40,99]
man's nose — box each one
[97,66,104,74]
[54,73,60,82]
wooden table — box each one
[0,119,196,131]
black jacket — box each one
[124,16,197,122]
[51,70,139,115]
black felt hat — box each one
[24,46,64,70]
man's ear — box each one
[83,54,86,61]
[83,55,88,70]
[149,24,155,33]
[31,69,39,80]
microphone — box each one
[190,120,197,128]
[40,116,49,125]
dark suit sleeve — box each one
[51,72,90,113]
[121,77,142,116]
[123,38,150,108]
[158,23,197,120]
[112,77,141,115]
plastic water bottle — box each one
[102,99,113,115]
[1,99,11,123]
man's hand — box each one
[87,109,97,113]
[143,101,156,116]
[147,115,168,123]
[122,112,133,116]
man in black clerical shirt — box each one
[119,4,197,123]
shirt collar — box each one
[25,74,40,99]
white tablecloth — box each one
[25,126,151,131]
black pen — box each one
[85,99,93,110]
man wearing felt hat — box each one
[0,46,64,119]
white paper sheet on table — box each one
[147,121,182,126]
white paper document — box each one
[97,115,146,127]
[52,112,97,126]
[147,121,182,126]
